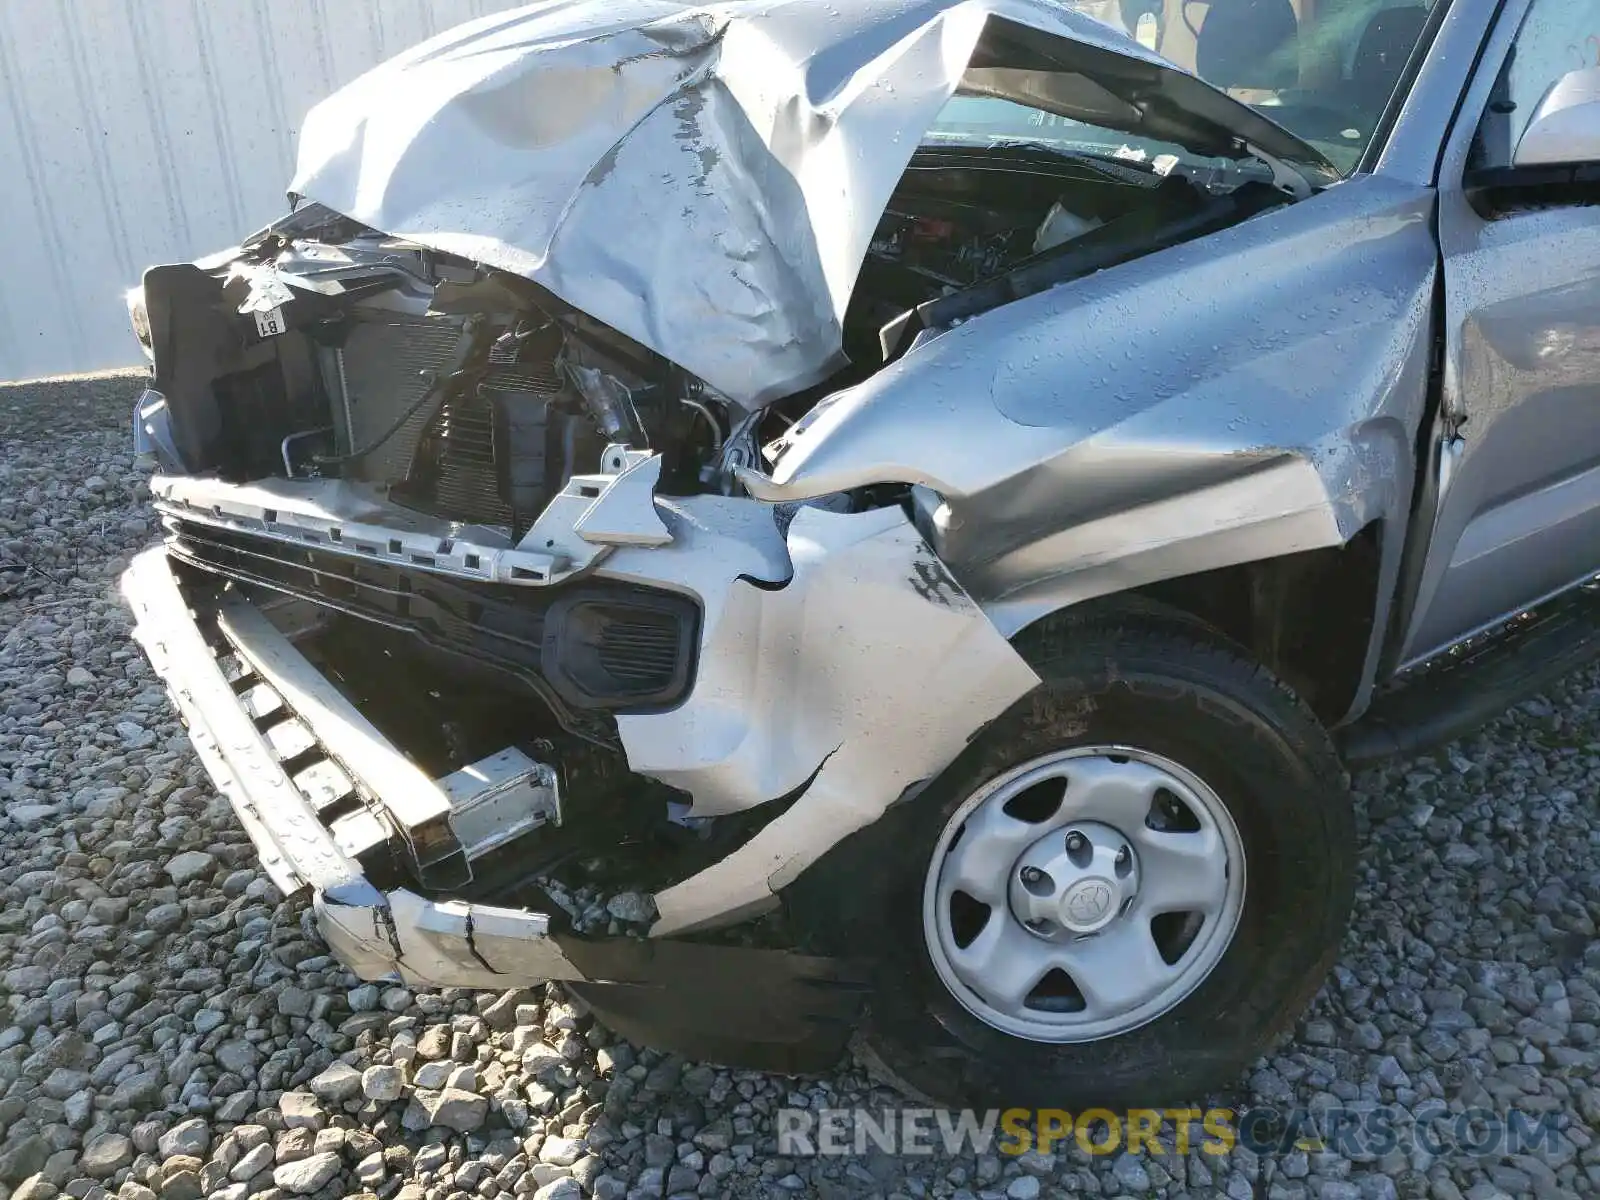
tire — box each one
[787,600,1355,1110]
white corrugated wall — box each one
[0,0,527,382]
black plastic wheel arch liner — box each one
[557,935,872,1076]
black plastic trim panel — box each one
[166,521,701,715]
[1339,581,1600,767]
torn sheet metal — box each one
[756,172,1441,636]
[596,501,1040,935]
[288,0,1320,408]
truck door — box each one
[1401,0,1600,663]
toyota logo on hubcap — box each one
[1062,879,1115,930]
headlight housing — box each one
[910,484,960,547]
[126,285,153,361]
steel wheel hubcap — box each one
[923,745,1245,1043]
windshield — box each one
[925,96,1246,178]
[931,0,1441,175]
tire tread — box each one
[791,598,1357,1108]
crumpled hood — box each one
[290,0,1315,408]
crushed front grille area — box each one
[166,522,701,716]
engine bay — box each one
[127,130,1299,899]
[136,142,1283,550]
[849,146,1186,349]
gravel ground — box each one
[1,373,1597,1200]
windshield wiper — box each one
[932,135,1288,193]
[982,138,1155,169]
[957,138,1184,187]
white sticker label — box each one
[254,306,286,338]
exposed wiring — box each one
[680,396,724,451]
[315,317,485,467]
[312,369,454,466]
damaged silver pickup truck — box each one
[121,0,1600,1106]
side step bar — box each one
[1339,582,1600,769]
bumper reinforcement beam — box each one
[120,546,867,1072]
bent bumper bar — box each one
[120,547,867,1071]
[120,545,581,985]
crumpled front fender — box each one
[750,173,1441,648]
[596,498,1041,936]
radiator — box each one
[322,315,567,531]
[324,316,471,485]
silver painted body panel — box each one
[760,174,1440,640]
[125,0,1600,949]
[1398,0,1600,663]
[597,500,1041,935]
[287,0,1318,408]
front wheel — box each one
[790,602,1356,1109]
